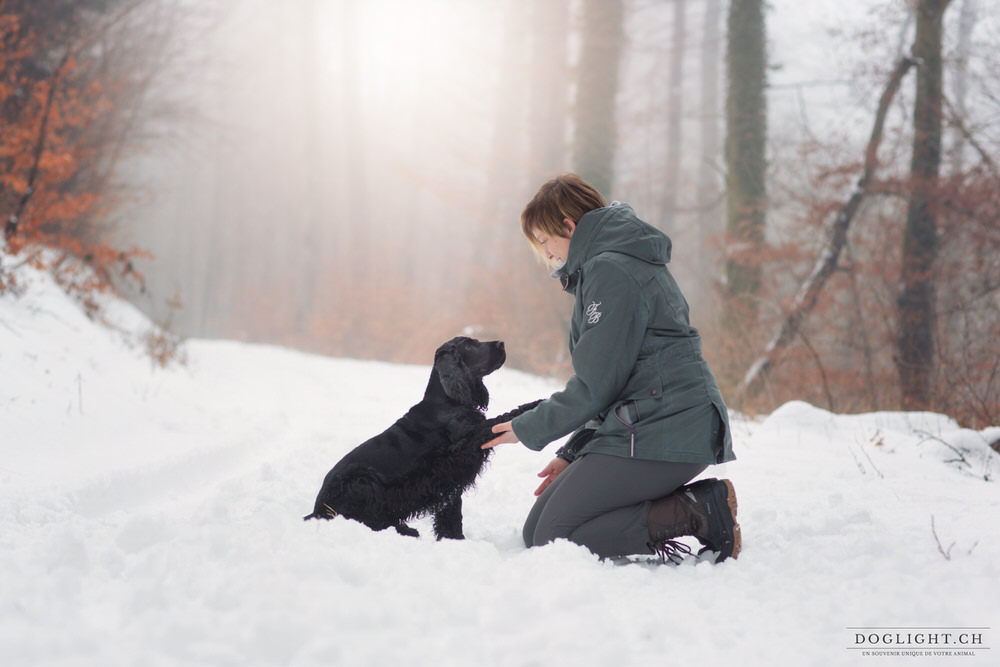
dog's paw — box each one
[434,530,465,541]
[303,504,341,521]
[393,523,420,538]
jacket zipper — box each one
[613,401,640,457]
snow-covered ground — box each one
[2,257,998,666]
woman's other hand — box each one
[534,457,570,496]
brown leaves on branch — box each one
[730,48,999,427]
[1,4,146,293]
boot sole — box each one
[721,479,742,562]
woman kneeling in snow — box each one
[483,173,741,564]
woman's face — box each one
[533,219,576,267]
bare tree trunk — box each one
[482,0,530,271]
[529,0,570,184]
[896,0,951,411]
[741,57,916,402]
[573,0,625,197]
[662,0,686,232]
[341,0,368,283]
[200,121,227,336]
[295,0,322,334]
[696,0,723,308]
[724,0,767,324]
[948,0,977,172]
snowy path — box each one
[2,263,999,666]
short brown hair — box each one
[521,173,607,260]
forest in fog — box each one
[120,0,740,372]
[3,0,999,426]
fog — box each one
[114,0,937,375]
[120,0,562,368]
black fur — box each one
[304,336,542,539]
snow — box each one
[2,256,999,667]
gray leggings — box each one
[522,454,707,559]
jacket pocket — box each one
[612,401,639,457]
[607,374,664,456]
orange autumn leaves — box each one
[1,7,139,283]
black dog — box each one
[304,336,541,539]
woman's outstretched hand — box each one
[534,457,569,496]
[482,421,519,449]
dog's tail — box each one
[302,513,318,521]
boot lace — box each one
[647,534,694,565]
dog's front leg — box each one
[432,495,465,540]
[487,399,544,427]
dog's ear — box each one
[435,342,488,409]
[435,344,473,404]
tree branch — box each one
[942,93,999,178]
[931,515,954,561]
[739,57,916,403]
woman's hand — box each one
[534,457,570,496]
[482,421,519,449]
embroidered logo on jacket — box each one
[586,301,603,324]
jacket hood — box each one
[554,203,671,286]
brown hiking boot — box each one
[647,478,741,564]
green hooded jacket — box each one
[511,203,735,464]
